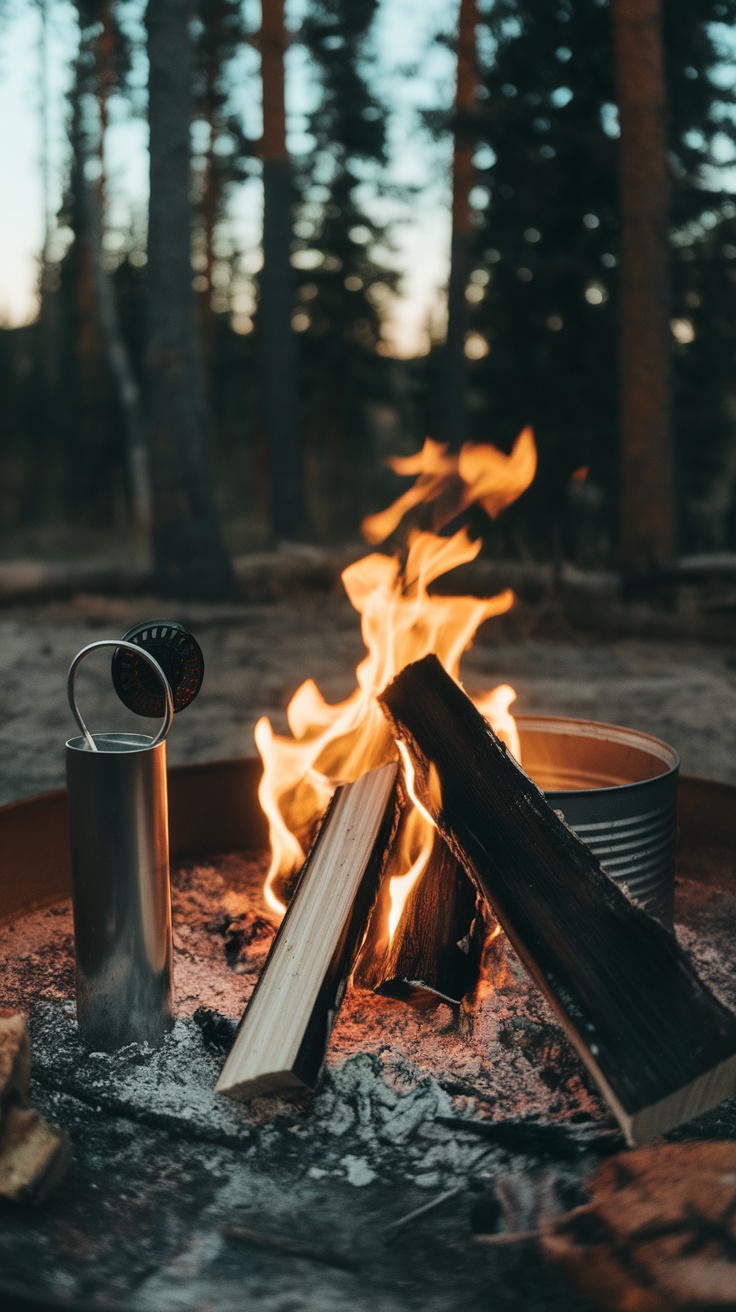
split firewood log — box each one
[0,1010,70,1204]
[0,1105,72,1205]
[541,1141,736,1311]
[0,1009,31,1120]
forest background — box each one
[2,0,736,600]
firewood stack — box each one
[0,1010,70,1204]
[216,655,736,1148]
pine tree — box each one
[193,0,251,372]
[257,0,309,542]
[145,0,232,598]
[466,0,736,561]
[297,0,397,536]
[443,0,479,452]
[612,0,674,570]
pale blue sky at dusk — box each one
[0,0,457,354]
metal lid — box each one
[111,621,204,719]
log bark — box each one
[612,0,676,570]
[379,654,736,1144]
[216,763,399,1100]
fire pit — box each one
[0,760,735,1312]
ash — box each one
[2,848,736,1311]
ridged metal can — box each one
[517,716,680,928]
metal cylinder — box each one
[66,642,175,1049]
[517,715,680,928]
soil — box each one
[1,590,735,808]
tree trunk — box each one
[612,0,676,569]
[259,0,308,541]
[442,0,477,452]
[145,0,232,599]
[84,178,151,529]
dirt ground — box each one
[1,589,735,808]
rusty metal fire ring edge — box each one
[0,755,730,927]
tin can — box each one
[517,715,680,927]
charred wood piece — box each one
[358,826,482,1006]
[542,1141,736,1311]
[436,1117,624,1162]
[216,763,399,1101]
[222,1224,359,1273]
[380,654,736,1145]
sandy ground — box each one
[1,591,735,808]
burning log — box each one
[380,654,736,1145]
[216,762,399,1101]
[358,829,483,1006]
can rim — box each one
[65,732,161,755]
[515,713,680,798]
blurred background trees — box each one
[2,0,736,586]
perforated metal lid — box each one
[111,621,204,718]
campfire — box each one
[217,432,736,1148]
[254,426,535,941]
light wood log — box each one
[216,762,399,1100]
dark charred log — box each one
[379,654,736,1144]
[357,826,482,1006]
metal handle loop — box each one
[67,640,175,752]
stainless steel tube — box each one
[66,641,175,1049]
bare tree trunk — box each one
[145,0,232,599]
[442,0,477,452]
[31,0,59,523]
[84,179,151,529]
[259,0,308,541]
[612,0,676,569]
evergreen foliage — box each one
[296,0,398,536]
[468,0,736,558]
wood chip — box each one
[542,1141,736,1310]
[0,1010,31,1121]
[0,1104,71,1204]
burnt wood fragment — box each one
[216,762,400,1101]
[542,1141,736,1311]
[379,654,736,1144]
[357,825,482,1005]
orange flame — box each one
[362,425,536,545]
[255,429,537,940]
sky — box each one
[0,0,456,355]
